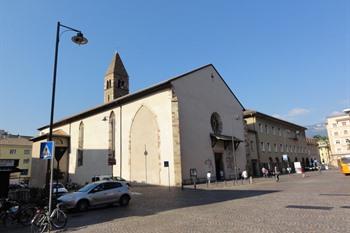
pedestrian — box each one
[274,166,280,182]
[206,171,211,186]
[287,166,291,175]
[242,170,248,184]
[262,167,267,178]
[220,170,224,180]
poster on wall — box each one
[294,162,302,174]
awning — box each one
[210,133,243,150]
[210,133,243,142]
[0,159,20,173]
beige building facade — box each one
[317,140,331,165]
[31,54,246,187]
[326,114,350,166]
[244,110,319,176]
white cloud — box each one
[329,111,343,116]
[286,108,310,117]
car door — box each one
[113,182,124,200]
[88,184,106,206]
[102,182,120,203]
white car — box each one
[51,183,68,195]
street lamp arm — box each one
[60,23,82,33]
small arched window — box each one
[108,111,116,165]
[78,121,84,166]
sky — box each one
[0,1,349,136]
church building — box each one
[31,54,246,187]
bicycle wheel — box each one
[3,213,17,227]
[31,213,50,233]
[19,207,36,226]
[51,209,67,229]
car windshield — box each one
[341,157,350,164]
[78,183,97,192]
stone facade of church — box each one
[31,54,246,187]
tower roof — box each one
[105,53,129,77]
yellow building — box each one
[0,136,32,182]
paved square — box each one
[3,170,350,233]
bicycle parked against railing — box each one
[31,203,67,233]
[0,198,35,227]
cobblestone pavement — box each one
[3,170,350,233]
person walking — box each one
[241,170,248,184]
[274,165,280,182]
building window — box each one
[24,149,30,155]
[336,140,340,144]
[334,131,339,136]
[267,142,271,152]
[344,130,348,135]
[265,125,269,134]
[250,140,254,151]
[78,121,84,167]
[274,144,277,152]
[259,123,263,133]
[108,111,116,165]
[293,146,296,153]
[278,128,281,136]
[337,148,341,152]
[342,121,346,126]
[333,123,337,128]
[23,159,30,164]
[272,126,275,135]
[77,149,83,166]
[10,149,16,154]
[280,144,283,152]
[261,142,265,151]
[20,169,28,176]
[286,144,289,152]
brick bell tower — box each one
[104,53,129,103]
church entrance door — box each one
[214,153,224,180]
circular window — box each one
[210,112,223,134]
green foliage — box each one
[313,135,328,141]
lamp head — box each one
[71,32,88,45]
[344,108,350,115]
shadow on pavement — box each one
[286,205,333,211]
[64,186,278,232]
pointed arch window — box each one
[108,111,116,165]
[78,121,84,166]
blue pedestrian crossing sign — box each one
[40,141,55,160]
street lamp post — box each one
[47,21,88,216]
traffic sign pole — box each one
[48,143,55,224]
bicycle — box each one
[0,199,35,227]
[31,203,67,233]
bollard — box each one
[249,176,253,184]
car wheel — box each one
[76,200,89,212]
[119,195,130,206]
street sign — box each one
[40,141,55,160]
[164,161,169,167]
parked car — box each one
[57,181,131,211]
[91,175,131,187]
[45,183,68,196]
[52,183,68,195]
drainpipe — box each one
[252,115,262,176]
[120,106,122,177]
